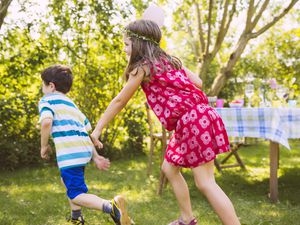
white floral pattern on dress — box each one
[187,152,198,164]
[190,109,198,122]
[188,136,198,149]
[201,131,211,145]
[148,93,157,103]
[167,99,177,108]
[150,85,162,93]
[199,115,210,129]
[182,127,189,140]
[153,104,163,116]
[171,95,182,102]
[171,154,180,162]
[203,147,215,161]
[174,81,183,88]
[166,72,176,80]
[182,113,189,125]
[216,134,225,147]
[177,158,185,165]
[157,95,166,103]
[164,108,171,118]
[159,117,167,127]
[169,138,176,147]
[191,125,200,135]
[197,104,206,113]
[207,110,217,120]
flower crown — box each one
[124,29,160,46]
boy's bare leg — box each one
[71,193,107,210]
[68,198,81,210]
[72,194,132,225]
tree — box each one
[0,0,12,29]
[0,0,147,169]
[165,0,299,96]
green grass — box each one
[1,140,300,225]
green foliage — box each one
[226,27,300,103]
[0,0,147,170]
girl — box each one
[90,19,240,225]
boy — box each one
[38,65,132,225]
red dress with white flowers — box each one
[141,63,230,168]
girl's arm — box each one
[90,68,145,148]
[183,66,202,88]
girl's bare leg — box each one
[192,160,240,225]
[162,160,194,223]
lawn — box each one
[1,140,300,225]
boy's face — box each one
[42,81,55,94]
[123,35,132,60]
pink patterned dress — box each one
[141,63,230,168]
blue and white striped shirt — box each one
[38,93,94,170]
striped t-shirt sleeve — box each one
[38,99,54,123]
[84,117,92,132]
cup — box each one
[216,99,224,108]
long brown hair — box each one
[123,19,182,80]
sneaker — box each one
[66,215,85,225]
[110,195,132,225]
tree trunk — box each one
[199,54,212,89]
[208,34,251,96]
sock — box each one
[72,209,82,220]
[102,200,112,214]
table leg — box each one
[269,141,279,203]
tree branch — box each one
[211,0,236,58]
[218,0,230,39]
[254,0,264,12]
[245,0,255,31]
[251,0,270,28]
[224,0,237,35]
[205,0,213,55]
[251,0,299,38]
[194,1,205,54]
[0,0,12,29]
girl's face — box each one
[123,36,132,59]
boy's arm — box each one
[90,67,144,148]
[183,66,202,88]
[40,118,53,160]
[92,148,110,170]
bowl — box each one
[229,102,244,108]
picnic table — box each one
[216,107,300,203]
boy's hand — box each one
[41,145,52,160]
[90,131,103,149]
[93,155,110,171]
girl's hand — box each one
[93,155,110,171]
[40,144,52,160]
[90,131,103,149]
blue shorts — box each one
[61,166,88,199]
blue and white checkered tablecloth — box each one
[215,108,300,149]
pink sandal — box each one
[168,217,198,225]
